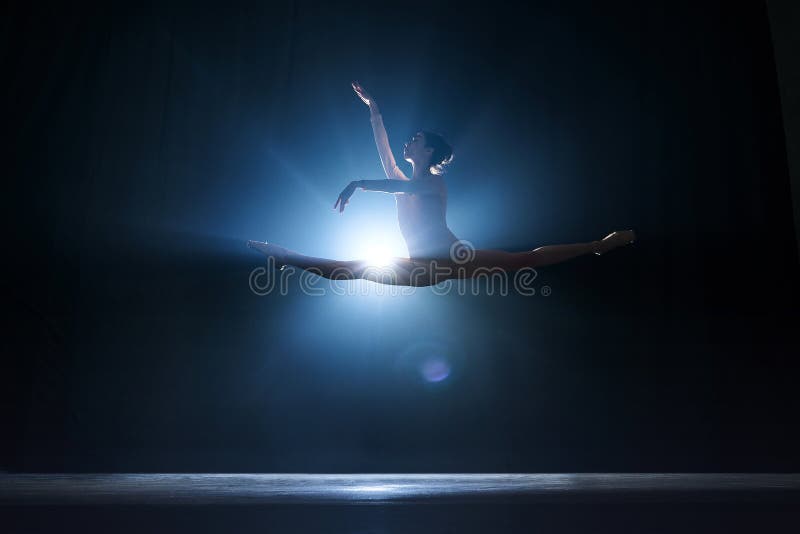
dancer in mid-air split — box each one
[248,81,636,287]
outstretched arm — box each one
[357,179,440,195]
[352,81,410,181]
[334,178,442,213]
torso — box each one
[396,177,459,260]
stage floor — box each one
[3,473,799,505]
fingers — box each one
[334,195,349,213]
[351,80,370,105]
[336,180,358,212]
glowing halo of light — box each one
[420,357,451,382]
[364,248,394,268]
[395,340,454,385]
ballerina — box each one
[248,81,635,287]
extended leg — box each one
[530,230,636,266]
[529,241,598,267]
[463,230,636,274]
[247,241,435,287]
[247,229,635,286]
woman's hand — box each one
[352,81,378,112]
[334,180,361,213]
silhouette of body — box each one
[248,81,635,287]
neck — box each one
[411,161,433,180]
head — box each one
[403,130,454,175]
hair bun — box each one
[422,130,454,175]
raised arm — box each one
[352,81,410,181]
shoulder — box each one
[409,175,445,196]
[419,174,445,188]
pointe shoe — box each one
[594,230,636,255]
[247,240,290,268]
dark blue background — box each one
[4,0,798,473]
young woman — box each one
[247,81,635,287]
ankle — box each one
[591,240,602,255]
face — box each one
[403,132,433,165]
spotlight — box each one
[364,247,394,267]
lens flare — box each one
[364,246,394,267]
[420,357,451,383]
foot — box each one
[247,240,290,267]
[593,230,636,255]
